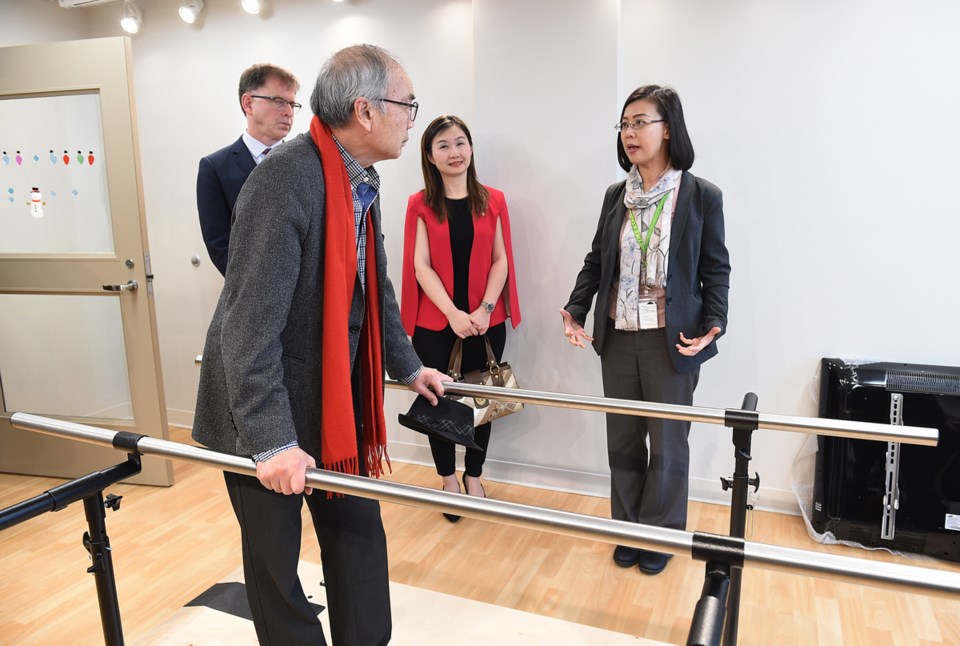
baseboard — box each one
[688,477,800,516]
[166,407,194,430]
[162,427,800,515]
[387,439,801,516]
[387,439,611,496]
[167,403,801,515]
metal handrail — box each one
[194,355,938,445]
[10,412,960,599]
[385,380,938,446]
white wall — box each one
[80,0,477,428]
[4,0,959,513]
[0,0,89,46]
[458,0,622,493]
[620,0,960,510]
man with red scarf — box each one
[194,45,445,645]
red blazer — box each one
[401,186,522,335]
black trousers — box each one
[223,360,390,645]
[412,323,505,477]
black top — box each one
[446,197,474,311]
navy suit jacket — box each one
[564,171,730,374]
[197,136,256,276]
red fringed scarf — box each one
[310,116,390,479]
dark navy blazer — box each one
[197,136,256,276]
[564,171,731,374]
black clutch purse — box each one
[397,394,480,450]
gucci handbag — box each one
[447,336,523,427]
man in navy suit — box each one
[196,63,300,275]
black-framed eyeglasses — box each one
[378,98,419,122]
[615,118,665,132]
[250,94,302,113]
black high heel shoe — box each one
[441,480,461,523]
[462,474,486,499]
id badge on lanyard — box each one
[628,193,669,331]
[638,299,658,330]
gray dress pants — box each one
[600,323,699,530]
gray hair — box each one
[310,44,400,127]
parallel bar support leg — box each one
[721,393,759,646]
[687,561,732,646]
[83,491,125,646]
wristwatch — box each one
[480,300,495,313]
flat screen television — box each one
[813,358,960,562]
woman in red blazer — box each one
[401,115,521,521]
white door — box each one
[0,38,172,486]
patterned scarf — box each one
[310,116,389,479]
[622,165,682,288]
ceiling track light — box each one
[241,0,261,14]
[120,0,141,34]
[178,0,205,24]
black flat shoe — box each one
[613,545,641,568]
[637,550,672,575]
[441,481,461,523]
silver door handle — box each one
[102,280,138,292]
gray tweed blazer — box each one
[192,133,422,459]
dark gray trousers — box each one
[223,359,390,645]
[224,473,391,645]
[600,324,699,531]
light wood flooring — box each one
[1,427,959,645]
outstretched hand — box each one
[560,308,593,349]
[676,327,722,357]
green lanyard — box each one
[627,193,669,254]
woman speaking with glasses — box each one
[401,115,522,521]
[561,86,730,575]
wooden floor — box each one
[1,427,959,645]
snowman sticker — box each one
[28,187,46,219]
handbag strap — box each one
[448,337,464,379]
[482,335,499,373]
[447,335,499,379]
